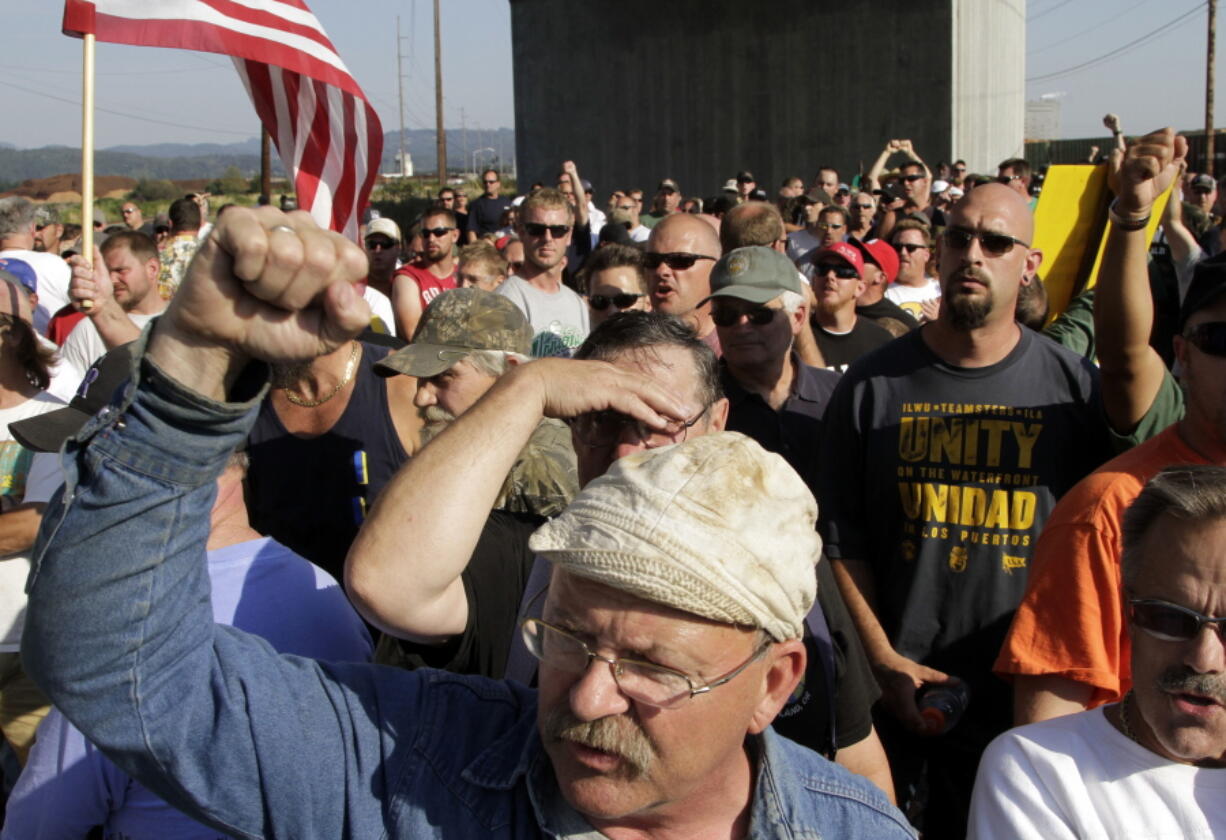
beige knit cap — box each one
[528,432,820,641]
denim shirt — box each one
[23,332,914,840]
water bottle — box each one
[917,681,970,734]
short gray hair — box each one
[1122,465,1226,586]
[778,289,805,315]
[0,197,36,238]
[465,349,529,377]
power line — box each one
[1029,0,1075,22]
[1026,3,1205,83]
[0,61,228,77]
[0,77,253,138]
[1027,0,1154,56]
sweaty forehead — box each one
[649,215,719,256]
[951,183,1034,242]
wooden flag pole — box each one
[80,32,96,309]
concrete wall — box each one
[510,0,1024,199]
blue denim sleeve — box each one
[22,334,415,839]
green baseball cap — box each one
[375,288,533,378]
[702,246,802,305]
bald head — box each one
[720,203,785,253]
[951,182,1034,244]
[649,212,721,259]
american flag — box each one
[63,0,383,240]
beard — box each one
[269,361,313,389]
[419,405,456,444]
[943,266,994,330]
[541,705,657,780]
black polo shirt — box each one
[720,354,840,493]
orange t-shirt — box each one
[994,423,1206,707]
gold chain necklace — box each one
[282,342,360,408]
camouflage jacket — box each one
[494,418,577,519]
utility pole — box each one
[260,127,271,199]
[1209,0,1218,175]
[433,0,446,187]
[396,16,413,177]
[461,107,469,177]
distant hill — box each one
[0,127,515,186]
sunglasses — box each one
[817,222,844,231]
[523,222,571,238]
[1130,598,1226,642]
[121,208,137,214]
[901,174,927,183]
[814,262,859,279]
[712,305,779,327]
[365,238,396,251]
[643,252,716,271]
[589,293,643,311]
[1185,322,1226,356]
[895,242,929,254]
[942,226,1029,256]
[854,203,875,210]
[422,226,456,238]
[996,174,1023,184]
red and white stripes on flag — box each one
[63,0,382,240]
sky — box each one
[0,0,1220,150]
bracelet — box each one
[1109,198,1150,231]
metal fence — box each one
[1025,129,1223,172]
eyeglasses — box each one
[589,292,643,311]
[901,174,927,183]
[1129,598,1226,642]
[643,252,715,271]
[422,226,456,238]
[121,208,137,215]
[854,203,875,210]
[365,238,396,252]
[712,304,780,327]
[941,226,1030,256]
[523,222,571,239]
[953,167,967,173]
[996,174,1024,184]
[816,222,844,231]
[895,242,929,254]
[1184,322,1226,357]
[520,618,769,709]
[568,406,706,449]
[814,262,859,280]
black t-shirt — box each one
[467,195,512,237]
[720,356,840,493]
[773,557,881,755]
[856,298,919,332]
[814,318,895,373]
[395,510,543,678]
[818,327,1113,725]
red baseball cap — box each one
[857,239,899,284]
[810,241,864,278]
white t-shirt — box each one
[969,706,1226,839]
[884,277,942,320]
[0,249,70,336]
[51,312,157,403]
[786,229,822,267]
[0,391,66,652]
[363,285,397,337]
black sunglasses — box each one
[901,174,927,183]
[942,226,1029,257]
[1185,322,1226,357]
[895,242,929,254]
[814,262,858,279]
[1130,598,1226,642]
[712,305,778,327]
[365,238,396,251]
[643,252,716,271]
[422,226,455,238]
[523,222,571,238]
[589,293,643,311]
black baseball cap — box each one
[1179,250,1226,331]
[11,344,135,453]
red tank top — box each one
[395,263,457,310]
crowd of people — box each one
[0,122,1222,839]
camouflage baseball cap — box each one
[375,287,533,378]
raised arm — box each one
[562,160,590,229]
[864,140,901,192]
[1094,127,1187,433]
[67,246,141,349]
[345,358,690,641]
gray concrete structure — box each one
[509,0,1024,201]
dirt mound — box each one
[2,174,137,200]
